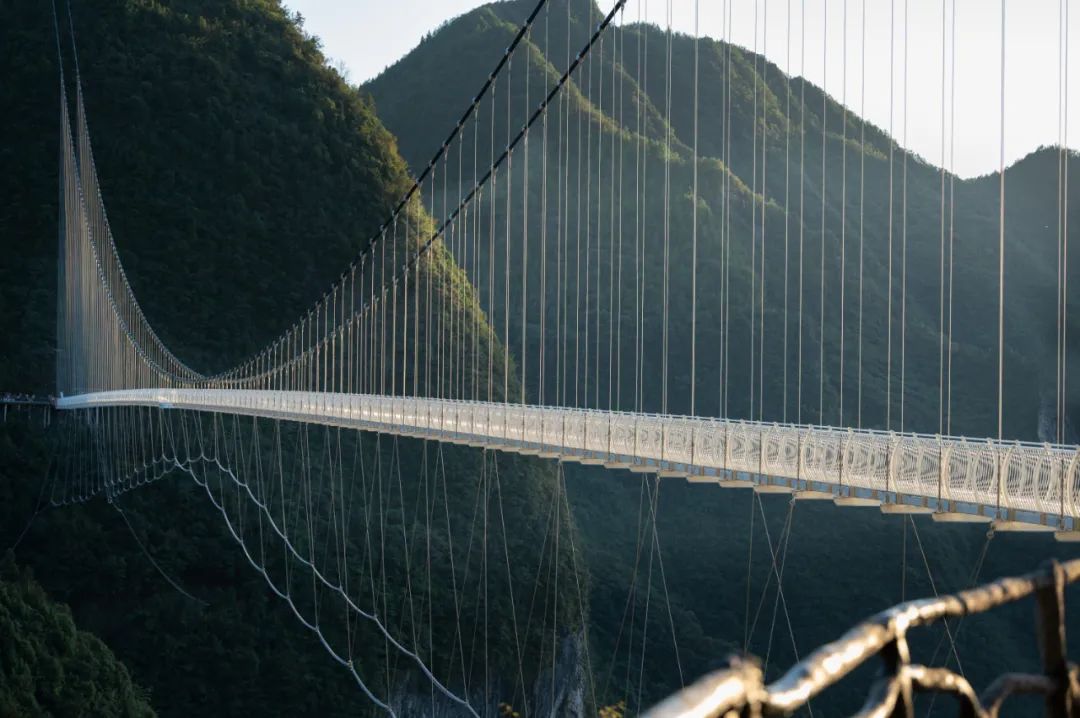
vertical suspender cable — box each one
[840,0,848,426]
[413,208,420,398]
[939,0,947,436]
[489,83,497,402]
[596,6,604,411]
[1058,0,1071,443]
[425,186,432,396]
[522,28,530,406]
[390,223,397,398]
[784,0,792,423]
[947,0,956,434]
[596,25,605,411]
[584,2,593,410]
[722,0,732,418]
[436,159,444,399]
[819,0,827,424]
[609,15,618,411]
[759,0,769,421]
[455,131,463,399]
[561,0,570,408]
[1059,0,1066,445]
[662,0,672,415]
[575,30,582,409]
[691,0,699,417]
[887,0,895,431]
[643,0,648,413]
[798,0,805,425]
[900,0,908,432]
[556,7,566,409]
[503,51,511,403]
[752,0,759,420]
[505,52,513,404]
[718,0,726,417]
[632,0,641,413]
[616,4,625,411]
[1064,0,1070,444]
[540,11,549,407]
[472,108,480,400]
[638,0,644,412]
[997,0,1006,440]
[575,24,584,410]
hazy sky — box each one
[284,0,1078,178]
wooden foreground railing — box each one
[646,559,1080,718]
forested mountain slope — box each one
[0,555,155,718]
[1,0,1079,714]
[368,0,1080,442]
[1,0,579,715]
[367,0,1080,713]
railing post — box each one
[1041,443,1052,520]
[634,415,640,466]
[690,421,696,473]
[724,421,731,473]
[541,407,548,453]
[607,411,613,461]
[993,439,1002,515]
[1061,449,1067,527]
[757,426,764,482]
[797,430,804,483]
[838,430,845,490]
[562,409,568,458]
[586,412,591,456]
[937,435,945,507]
[885,432,894,496]
[661,422,667,465]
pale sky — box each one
[284,0,1078,178]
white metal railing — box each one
[55,389,1080,527]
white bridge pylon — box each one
[57,389,1080,533]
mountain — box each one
[1,0,580,715]
[368,0,1080,443]
[0,554,155,717]
[366,0,1080,712]
[2,0,1079,715]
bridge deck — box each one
[56,389,1080,529]
[1,396,55,407]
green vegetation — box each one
[368,0,1080,441]
[2,0,1080,715]
[0,553,155,718]
[367,0,1080,712]
[1,0,576,714]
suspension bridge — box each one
[9,0,1080,714]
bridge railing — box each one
[643,558,1080,718]
[54,389,1080,526]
